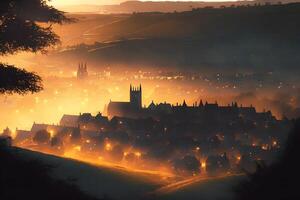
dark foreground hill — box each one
[0,146,246,200]
[0,148,99,200]
[0,147,161,200]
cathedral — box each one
[107,84,276,123]
[107,85,142,118]
[77,62,88,79]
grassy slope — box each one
[158,175,245,200]
[15,147,162,200]
[9,147,247,200]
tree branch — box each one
[0,63,43,95]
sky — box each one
[50,0,104,6]
[50,0,238,6]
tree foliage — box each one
[0,63,43,94]
[0,0,72,94]
[235,118,300,200]
[0,0,71,55]
[33,129,51,144]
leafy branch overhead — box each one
[0,0,72,94]
[0,64,43,95]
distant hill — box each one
[49,3,300,72]
[58,0,300,14]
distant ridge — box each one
[49,3,300,72]
[57,0,300,13]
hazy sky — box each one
[50,0,237,6]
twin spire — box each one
[77,62,88,79]
[78,62,87,70]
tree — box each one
[0,64,42,94]
[235,118,300,200]
[0,0,71,94]
[33,129,51,144]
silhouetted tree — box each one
[172,155,200,175]
[0,0,71,94]
[33,129,50,144]
[236,118,300,200]
[0,64,42,94]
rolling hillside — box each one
[8,147,244,200]
[11,147,164,200]
[47,3,300,72]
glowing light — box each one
[10,129,17,139]
[196,147,200,151]
[135,152,142,157]
[105,143,112,151]
[272,140,277,146]
[201,162,206,168]
[86,139,90,143]
[74,146,81,151]
[261,144,268,150]
[49,130,55,137]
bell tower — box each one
[130,84,142,109]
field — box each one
[14,147,245,200]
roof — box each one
[107,101,132,117]
[31,123,48,133]
[60,114,79,127]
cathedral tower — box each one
[77,62,88,79]
[130,84,142,109]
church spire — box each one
[182,100,187,107]
[199,100,204,107]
